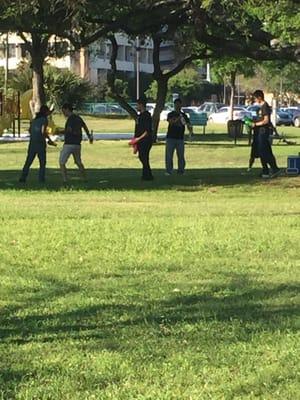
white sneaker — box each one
[164,172,172,176]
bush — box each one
[10,63,92,109]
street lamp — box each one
[136,36,140,100]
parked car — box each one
[107,104,125,114]
[198,102,225,115]
[276,109,293,126]
[160,106,172,121]
[181,106,200,117]
[93,104,107,114]
[247,105,293,126]
[146,104,173,121]
[146,103,156,115]
[209,106,251,123]
[280,107,300,127]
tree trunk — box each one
[32,55,46,112]
[152,78,168,140]
[30,34,49,114]
[107,35,137,120]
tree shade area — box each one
[0,1,299,398]
[0,133,300,398]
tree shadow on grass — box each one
[0,167,264,192]
[1,272,299,347]
[0,272,299,396]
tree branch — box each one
[107,35,137,120]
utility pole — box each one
[206,62,211,82]
[4,32,9,96]
[136,36,140,99]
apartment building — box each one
[0,33,175,84]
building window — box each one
[147,49,153,64]
[8,44,16,58]
[98,40,106,58]
[97,68,107,83]
[106,44,112,60]
[140,48,147,63]
[0,44,16,58]
[125,46,134,62]
[117,45,125,61]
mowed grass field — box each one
[0,125,300,399]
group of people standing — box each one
[19,89,280,184]
[19,103,93,184]
[133,90,280,180]
[132,97,193,180]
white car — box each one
[146,104,172,120]
[209,107,252,123]
[160,107,172,121]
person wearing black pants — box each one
[251,90,280,179]
[134,98,153,180]
[19,105,55,183]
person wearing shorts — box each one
[59,103,93,183]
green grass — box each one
[0,128,300,399]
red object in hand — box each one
[129,138,138,154]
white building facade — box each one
[0,33,175,84]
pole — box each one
[17,91,21,137]
[12,92,16,137]
[4,32,9,97]
[237,75,240,105]
[280,77,283,106]
[206,62,211,82]
[136,36,140,99]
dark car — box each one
[280,107,300,128]
[246,105,293,126]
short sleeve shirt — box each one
[30,116,47,145]
[167,111,190,140]
[254,102,272,135]
[258,102,271,124]
[134,111,153,142]
[64,114,85,145]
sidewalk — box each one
[0,132,166,143]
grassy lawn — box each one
[0,129,300,399]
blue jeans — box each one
[137,139,153,179]
[20,142,46,182]
[165,138,185,174]
[257,130,278,174]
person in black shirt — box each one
[251,90,280,178]
[165,98,193,175]
[59,103,93,183]
[134,98,153,180]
